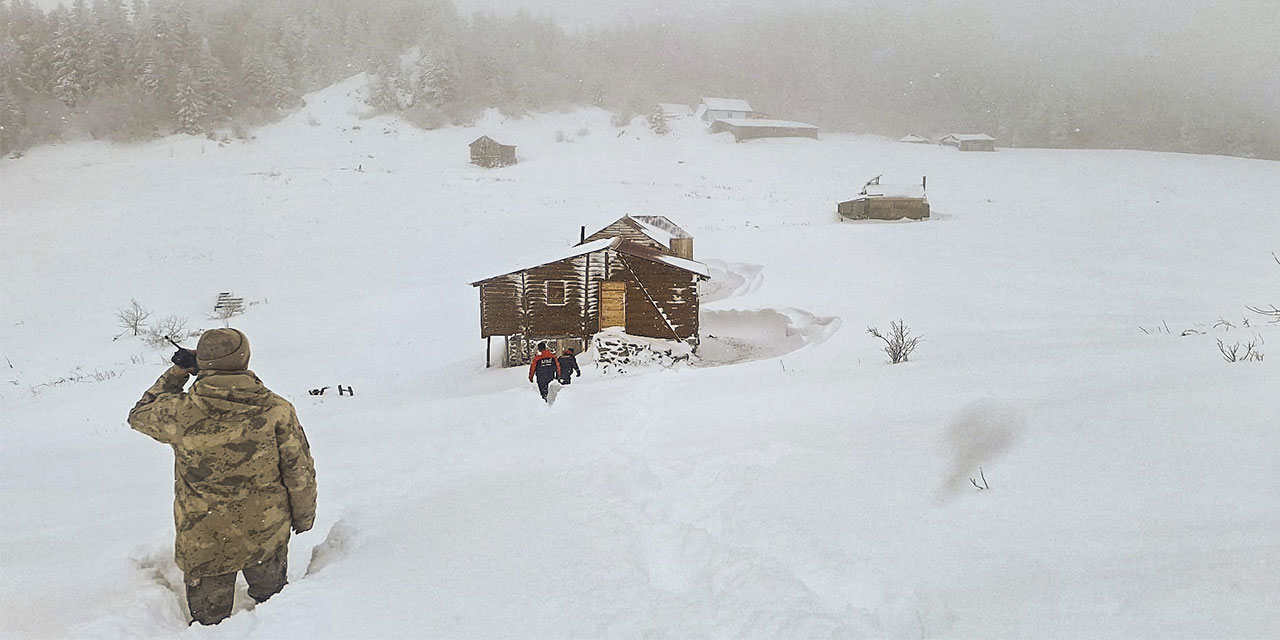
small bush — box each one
[1218,338,1264,362]
[115,299,152,337]
[143,316,193,348]
[867,320,922,364]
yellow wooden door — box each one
[599,281,626,329]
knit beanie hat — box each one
[197,328,251,371]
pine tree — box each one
[238,51,273,108]
[0,82,27,155]
[366,60,398,111]
[50,8,84,106]
[418,51,455,107]
[135,48,162,95]
[171,63,204,134]
[648,106,669,135]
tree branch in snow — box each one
[970,467,989,490]
[867,320,922,364]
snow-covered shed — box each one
[698,97,754,122]
[658,103,693,119]
[899,134,931,144]
[469,135,517,167]
[471,237,709,367]
[939,133,995,152]
[838,176,930,221]
[709,118,819,142]
[581,214,694,260]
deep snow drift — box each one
[3,75,1279,638]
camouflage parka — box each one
[128,365,317,577]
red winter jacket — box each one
[529,350,561,382]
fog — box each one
[5,0,1278,158]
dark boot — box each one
[243,544,288,603]
[184,572,236,625]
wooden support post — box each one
[486,336,491,368]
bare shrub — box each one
[576,127,590,138]
[867,320,922,364]
[1218,338,1265,363]
[116,299,152,337]
[143,316,193,348]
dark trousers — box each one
[185,544,288,625]
[537,378,552,400]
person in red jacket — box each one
[528,342,561,401]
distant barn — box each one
[710,118,819,142]
[940,133,995,152]
[471,221,709,366]
[899,134,931,144]
[838,176,930,221]
[698,97,754,122]
[469,135,517,167]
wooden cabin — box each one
[899,134,931,144]
[698,97,754,122]
[580,215,693,260]
[710,118,819,142]
[469,135,517,167]
[838,176,930,221]
[471,237,709,367]
[940,133,995,152]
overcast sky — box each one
[453,0,831,29]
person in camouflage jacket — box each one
[128,328,316,625]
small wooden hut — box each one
[899,134,931,144]
[471,237,709,367]
[838,176,929,221]
[709,118,819,142]
[939,133,995,152]
[469,135,517,167]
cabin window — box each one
[545,280,567,306]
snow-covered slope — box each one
[3,76,1279,638]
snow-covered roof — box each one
[470,236,709,284]
[658,103,693,117]
[700,97,753,112]
[899,134,931,143]
[629,215,691,247]
[713,118,819,130]
[942,133,994,142]
[469,135,514,148]
[614,240,710,279]
[470,238,615,285]
[857,184,927,199]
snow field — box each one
[3,75,1280,637]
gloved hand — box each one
[292,521,312,534]
[171,347,198,373]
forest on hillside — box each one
[1,0,1276,159]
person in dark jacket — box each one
[528,342,561,401]
[557,348,581,385]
